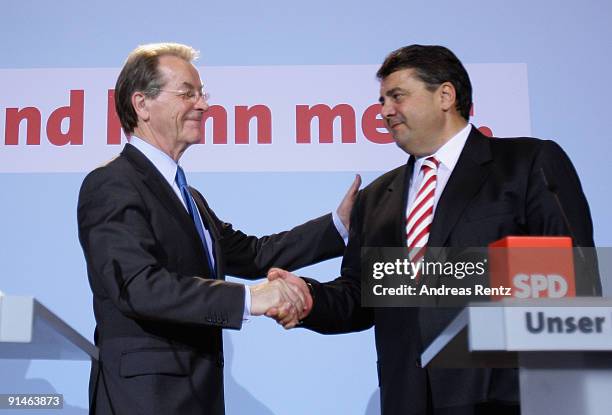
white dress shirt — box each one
[406,123,472,216]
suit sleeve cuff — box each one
[332,211,349,245]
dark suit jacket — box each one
[302,127,600,414]
[77,144,344,415]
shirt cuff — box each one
[332,210,349,245]
[243,285,252,321]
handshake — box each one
[249,268,310,329]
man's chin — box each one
[183,132,203,145]
[393,135,413,154]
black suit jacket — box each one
[302,127,600,414]
[77,144,344,415]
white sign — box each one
[504,307,612,350]
[0,64,530,173]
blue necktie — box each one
[175,166,215,274]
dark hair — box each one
[377,45,472,120]
[114,43,198,134]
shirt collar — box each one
[129,135,180,187]
[414,123,472,173]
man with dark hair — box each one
[77,42,359,415]
[269,44,599,414]
[376,45,473,121]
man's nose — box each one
[195,96,209,111]
[380,100,395,118]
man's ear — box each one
[132,91,150,122]
[438,82,457,113]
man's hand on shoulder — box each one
[336,174,361,231]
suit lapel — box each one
[427,127,493,247]
[386,159,414,247]
[121,144,204,252]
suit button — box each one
[415,359,422,368]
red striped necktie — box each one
[406,156,440,267]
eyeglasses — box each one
[154,87,210,103]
